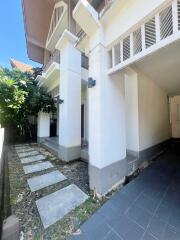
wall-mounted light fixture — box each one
[88,77,96,88]
[59,99,64,104]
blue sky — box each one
[0,0,39,69]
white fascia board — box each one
[73,0,100,36]
[55,30,78,50]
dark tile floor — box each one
[69,151,180,240]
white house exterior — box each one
[22,0,180,196]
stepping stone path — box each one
[15,144,89,229]
[23,162,53,174]
[20,154,46,164]
[36,184,89,228]
[28,171,67,192]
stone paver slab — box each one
[16,148,35,153]
[18,150,39,158]
[15,146,30,150]
[20,155,46,164]
[15,144,30,149]
[15,144,29,147]
[28,170,67,192]
[36,184,89,228]
[23,162,54,174]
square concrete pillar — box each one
[37,111,50,143]
[56,30,81,161]
[88,43,127,196]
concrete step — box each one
[42,139,89,162]
[41,141,59,157]
[44,138,59,147]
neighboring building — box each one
[10,58,33,73]
[22,0,180,196]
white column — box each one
[56,30,81,161]
[88,42,127,196]
[37,111,50,142]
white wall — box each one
[125,72,140,152]
[138,70,171,150]
[170,95,180,138]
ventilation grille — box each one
[114,43,121,65]
[145,17,156,48]
[160,6,173,39]
[133,28,142,55]
[109,1,180,70]
[123,36,130,61]
[178,0,180,30]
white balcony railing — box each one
[46,1,68,51]
[109,0,180,73]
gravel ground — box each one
[8,143,106,240]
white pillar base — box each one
[37,111,50,142]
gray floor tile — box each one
[18,150,39,158]
[126,204,152,229]
[82,222,111,240]
[97,202,122,226]
[147,216,166,239]
[23,162,54,174]
[104,230,122,240]
[81,211,107,233]
[168,208,180,230]
[28,170,66,192]
[36,184,89,228]
[70,151,180,240]
[20,155,46,164]
[135,193,159,214]
[120,181,144,199]
[112,215,144,240]
[155,203,172,222]
[108,192,132,215]
[162,224,180,240]
[142,232,157,240]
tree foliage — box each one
[0,67,56,128]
